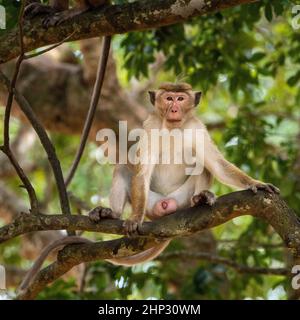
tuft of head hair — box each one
[159,82,192,92]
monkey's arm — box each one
[202,130,279,193]
[127,164,155,232]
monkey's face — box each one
[162,91,190,120]
[149,85,202,128]
[157,91,195,127]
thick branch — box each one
[1,191,299,249]
[0,46,147,136]
[15,190,300,299]
[0,0,257,64]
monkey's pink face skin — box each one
[159,92,192,124]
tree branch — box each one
[0,0,258,64]
[1,191,299,248]
[64,36,111,187]
[0,71,72,221]
[0,190,298,298]
[0,2,39,213]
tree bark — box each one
[0,41,147,136]
[0,190,297,299]
[0,0,258,64]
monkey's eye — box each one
[177,96,184,101]
[166,97,173,101]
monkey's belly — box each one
[150,164,189,195]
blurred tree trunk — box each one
[0,39,148,138]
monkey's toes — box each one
[89,206,116,223]
[123,220,141,236]
[192,190,216,207]
[248,183,280,195]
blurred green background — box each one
[0,0,299,300]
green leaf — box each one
[287,71,300,86]
[264,3,273,22]
[250,52,266,62]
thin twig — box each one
[0,71,72,224]
[217,239,284,249]
[65,36,112,187]
[159,251,289,276]
[68,192,91,211]
[24,31,76,60]
[0,2,39,213]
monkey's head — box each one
[148,83,201,128]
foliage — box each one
[0,0,300,300]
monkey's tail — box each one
[106,240,170,266]
[18,236,92,294]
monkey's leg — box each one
[190,168,216,206]
[89,164,130,222]
[106,191,176,266]
[124,162,155,235]
[146,172,209,220]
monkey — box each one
[18,236,93,293]
[18,82,280,293]
[89,82,279,265]
[24,0,109,27]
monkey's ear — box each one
[194,91,202,107]
[148,91,156,106]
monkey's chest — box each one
[151,164,189,195]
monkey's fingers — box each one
[24,3,56,19]
[192,190,216,207]
[89,206,118,223]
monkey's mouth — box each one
[167,119,182,122]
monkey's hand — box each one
[191,190,216,207]
[248,182,280,194]
[24,3,57,19]
[89,206,119,223]
[123,218,142,236]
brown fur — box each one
[158,82,193,92]
[110,83,277,266]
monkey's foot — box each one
[248,183,280,194]
[123,219,142,236]
[89,206,118,223]
[24,3,57,19]
[150,198,178,220]
[191,190,216,207]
